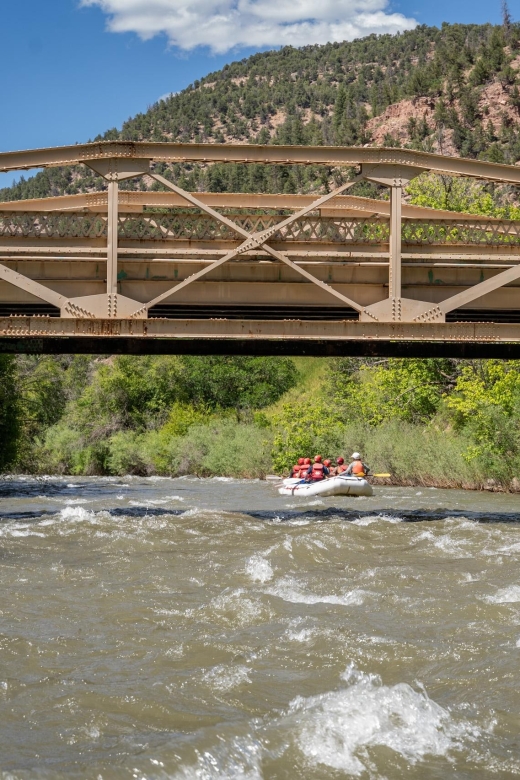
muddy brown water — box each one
[1,476,520,779]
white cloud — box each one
[81,0,417,54]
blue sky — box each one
[0,0,504,188]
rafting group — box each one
[279,452,374,498]
[290,453,370,481]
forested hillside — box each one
[2,21,520,201]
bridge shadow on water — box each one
[1,476,520,524]
[1,505,520,525]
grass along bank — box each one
[2,354,520,491]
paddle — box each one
[371,473,391,478]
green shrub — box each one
[147,420,273,478]
[107,431,150,476]
[0,355,20,470]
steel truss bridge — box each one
[1,141,520,356]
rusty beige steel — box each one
[0,191,507,222]
[0,142,520,342]
[2,316,520,344]
[2,141,520,184]
[144,171,365,314]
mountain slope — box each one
[1,22,520,202]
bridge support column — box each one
[360,163,433,322]
[389,183,402,301]
[107,180,118,296]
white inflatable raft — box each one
[279,475,373,498]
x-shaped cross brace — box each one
[136,172,366,315]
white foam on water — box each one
[7,528,45,538]
[432,534,470,556]
[312,538,328,550]
[285,665,476,775]
[459,572,481,583]
[443,516,478,531]
[59,505,98,523]
[285,499,325,509]
[173,737,263,780]
[351,514,403,526]
[203,664,252,692]
[245,555,273,583]
[180,508,203,518]
[286,627,318,643]
[483,585,520,604]
[494,541,520,554]
[265,576,366,606]
[209,589,271,627]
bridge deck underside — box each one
[3,317,520,358]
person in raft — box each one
[344,452,370,477]
[291,457,305,478]
[335,457,347,474]
[306,455,330,481]
[301,457,311,477]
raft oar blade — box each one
[372,473,391,478]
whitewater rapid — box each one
[1,476,520,778]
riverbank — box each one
[3,355,520,493]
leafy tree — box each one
[445,361,520,474]
[406,173,520,217]
[271,399,343,472]
[0,356,20,469]
[175,356,298,411]
[329,358,455,425]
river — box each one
[1,476,520,778]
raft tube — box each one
[279,475,373,498]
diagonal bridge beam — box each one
[437,264,520,315]
[141,172,366,315]
[0,263,67,310]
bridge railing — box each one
[2,210,520,248]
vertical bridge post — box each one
[359,163,426,322]
[389,182,402,302]
[79,157,150,317]
[107,179,119,297]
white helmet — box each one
[351,452,361,460]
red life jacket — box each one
[351,460,365,475]
[291,464,301,477]
[337,464,347,474]
[311,463,325,481]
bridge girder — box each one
[0,142,519,352]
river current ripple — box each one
[1,476,520,779]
